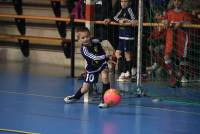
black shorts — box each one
[84,64,108,83]
[117,39,134,52]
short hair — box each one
[76,27,90,34]
[76,27,90,40]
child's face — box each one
[120,0,129,9]
[77,31,90,45]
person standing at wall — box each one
[162,0,192,87]
[114,0,137,81]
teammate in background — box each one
[114,0,137,81]
[162,0,192,87]
[64,27,112,108]
[146,12,166,77]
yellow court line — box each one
[0,128,40,134]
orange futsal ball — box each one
[103,89,121,106]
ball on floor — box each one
[104,89,121,106]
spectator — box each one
[162,0,192,87]
[187,9,200,80]
[70,0,84,19]
[146,12,166,78]
[114,0,137,81]
[72,0,114,46]
[65,0,79,14]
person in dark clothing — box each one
[65,0,79,13]
[73,0,114,48]
[93,0,113,42]
[162,0,192,87]
[114,0,137,81]
[64,27,113,108]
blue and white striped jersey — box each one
[80,39,107,73]
[114,7,135,40]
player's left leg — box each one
[124,51,132,79]
[124,40,134,79]
[177,57,189,83]
[99,68,110,108]
[64,82,90,103]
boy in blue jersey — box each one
[114,0,137,81]
[64,27,111,108]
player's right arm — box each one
[81,46,106,61]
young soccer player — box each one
[64,27,112,108]
[162,0,192,87]
[114,0,137,81]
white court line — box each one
[1,90,200,116]
[0,128,40,134]
[0,90,63,99]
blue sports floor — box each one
[0,62,200,134]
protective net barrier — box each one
[138,1,200,103]
[144,27,200,79]
[71,0,200,103]
[142,25,200,101]
[90,0,200,103]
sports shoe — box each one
[146,63,158,75]
[131,68,137,76]
[181,76,189,83]
[64,95,78,103]
[117,72,126,82]
[119,72,125,79]
[98,102,108,108]
[117,78,129,82]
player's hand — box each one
[130,20,138,26]
[106,55,117,65]
[162,20,169,29]
[119,19,124,24]
[119,19,128,24]
[104,19,111,25]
